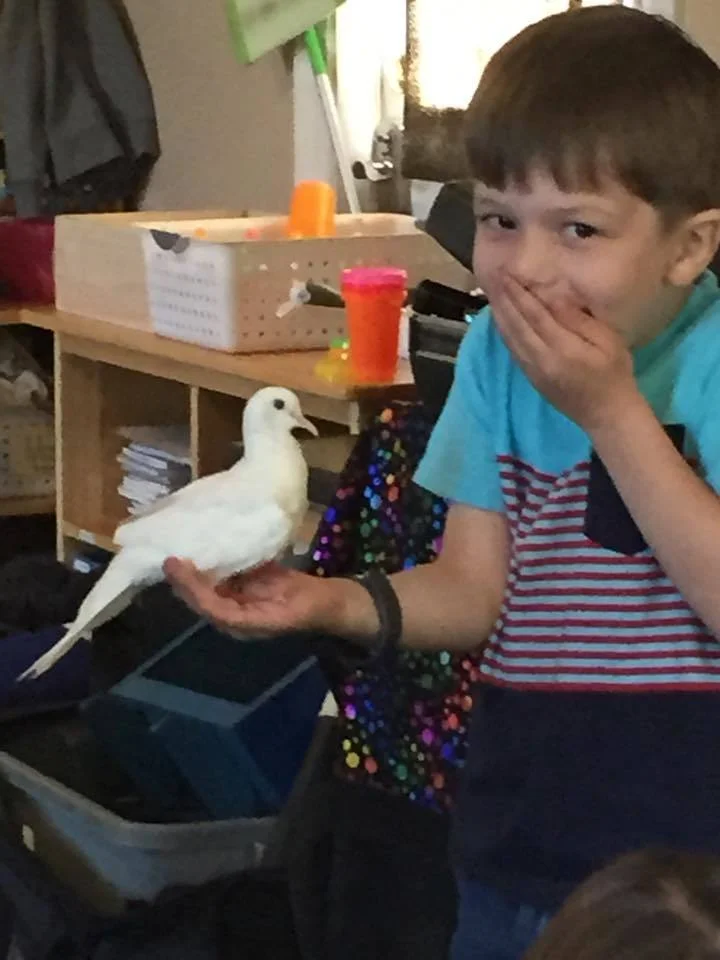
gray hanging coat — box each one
[0,0,160,216]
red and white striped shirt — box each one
[483,455,720,692]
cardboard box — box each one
[55,212,471,351]
[54,211,247,331]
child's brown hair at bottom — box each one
[525,849,720,960]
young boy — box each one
[166,7,720,959]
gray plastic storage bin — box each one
[0,750,275,914]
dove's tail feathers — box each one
[17,554,141,681]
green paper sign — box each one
[226,0,343,64]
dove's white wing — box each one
[114,461,267,548]
[115,489,296,577]
[168,500,295,576]
[117,474,223,522]
[114,463,247,537]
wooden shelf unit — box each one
[0,495,55,517]
[57,354,190,555]
[57,367,345,557]
[17,307,413,561]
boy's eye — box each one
[565,222,599,240]
[478,214,517,231]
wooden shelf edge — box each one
[62,521,116,553]
[0,494,55,517]
[20,306,416,404]
[0,305,27,326]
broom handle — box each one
[304,26,361,214]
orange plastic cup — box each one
[286,180,337,238]
[342,267,407,383]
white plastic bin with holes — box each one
[138,214,469,353]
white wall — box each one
[124,0,294,213]
[122,0,720,216]
[683,0,720,63]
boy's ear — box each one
[666,209,720,286]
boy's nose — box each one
[507,230,554,288]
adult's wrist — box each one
[313,575,382,646]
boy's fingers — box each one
[515,279,608,350]
[494,297,548,370]
[503,275,574,350]
[551,300,606,346]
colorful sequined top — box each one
[309,403,480,813]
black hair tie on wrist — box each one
[351,568,403,653]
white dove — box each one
[19,386,318,680]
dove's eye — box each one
[273,398,285,411]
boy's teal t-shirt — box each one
[417,269,720,510]
[413,271,720,908]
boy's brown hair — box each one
[465,7,720,222]
[525,849,720,960]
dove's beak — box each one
[294,414,319,436]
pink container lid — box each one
[341,266,407,291]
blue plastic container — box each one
[85,621,328,819]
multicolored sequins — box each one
[309,403,478,813]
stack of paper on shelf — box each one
[117,425,191,515]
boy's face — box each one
[473,169,691,348]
